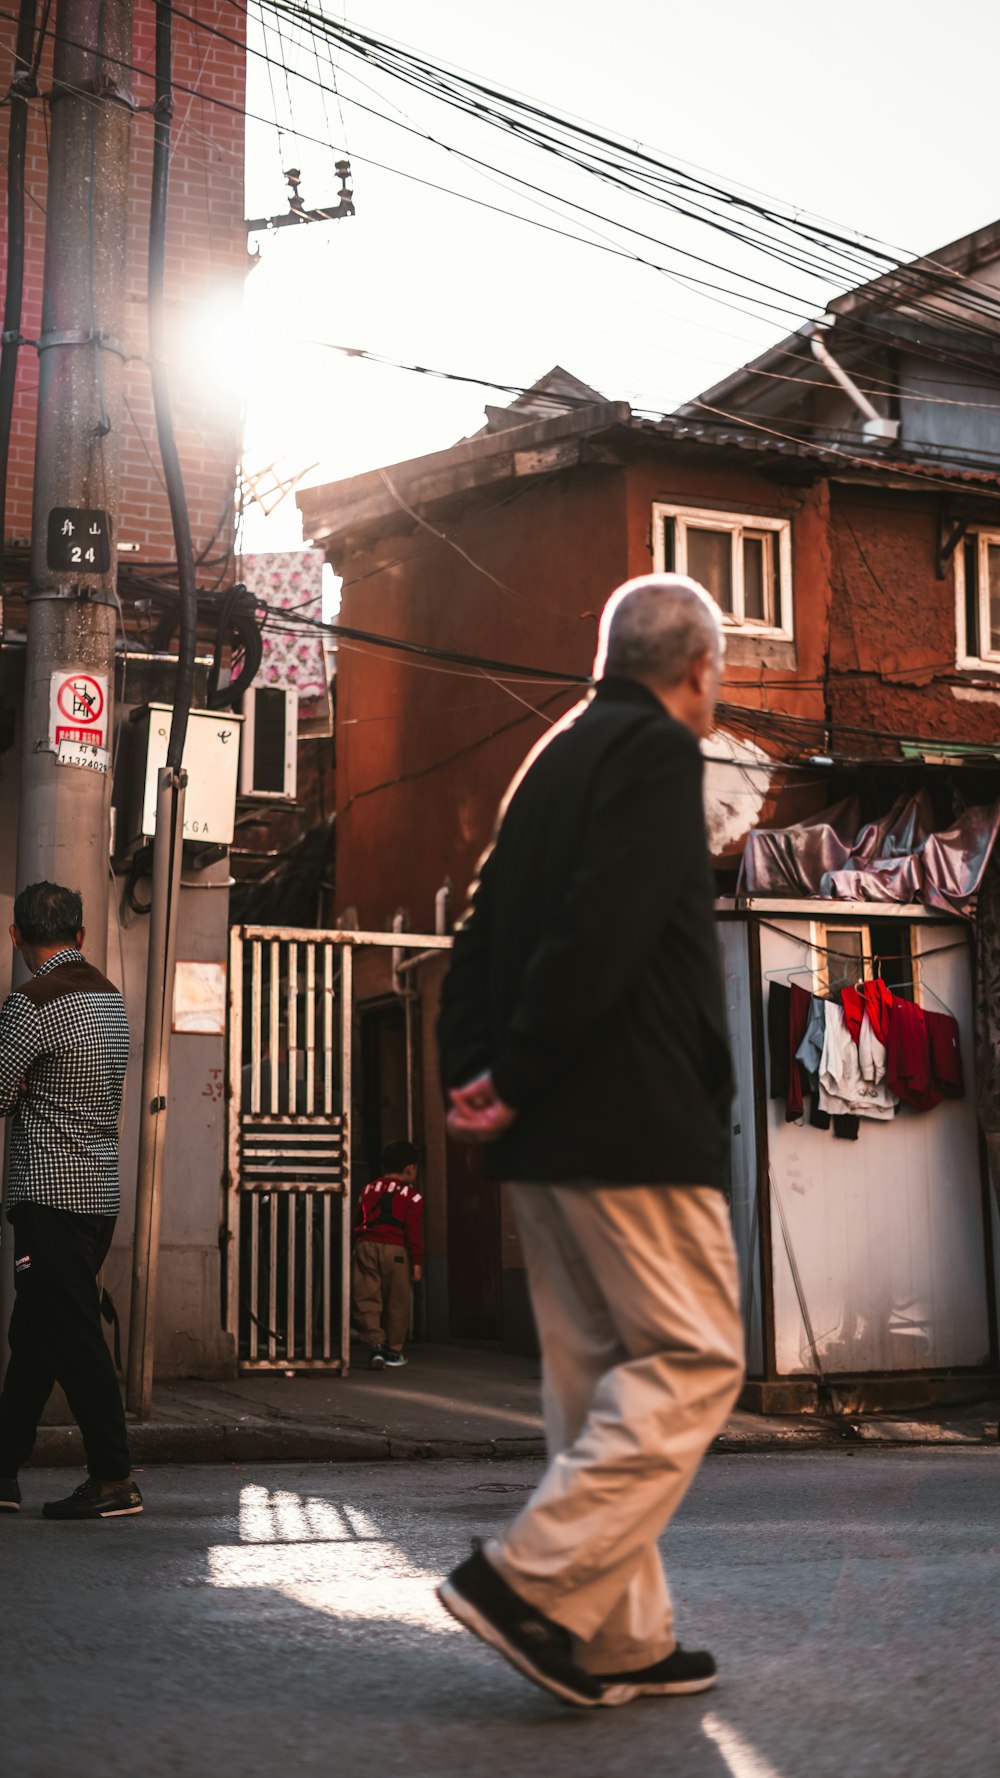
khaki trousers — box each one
[351,1239,411,1349]
[490,1183,744,1676]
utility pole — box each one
[15,0,134,969]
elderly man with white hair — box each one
[436,574,745,1709]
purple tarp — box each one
[738,791,1000,921]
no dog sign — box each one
[49,671,108,749]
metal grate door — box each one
[226,926,353,1371]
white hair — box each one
[593,574,724,687]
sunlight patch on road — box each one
[238,1484,373,1543]
[703,1713,786,1778]
[206,1485,460,1633]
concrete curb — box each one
[30,1422,550,1468]
[28,1419,997,1467]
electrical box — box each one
[238,683,298,800]
[123,703,243,848]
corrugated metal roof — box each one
[630,414,1000,489]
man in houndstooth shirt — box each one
[0,882,142,1520]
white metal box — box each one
[127,703,243,845]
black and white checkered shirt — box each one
[0,948,130,1216]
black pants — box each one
[0,1202,131,1480]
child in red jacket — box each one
[351,1140,424,1370]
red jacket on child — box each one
[353,1175,424,1268]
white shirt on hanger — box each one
[819,1002,898,1120]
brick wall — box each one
[0,0,247,565]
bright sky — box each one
[239,0,1000,551]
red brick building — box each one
[0,0,247,568]
[300,236,1000,1397]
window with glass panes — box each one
[815,921,914,1000]
[652,504,792,634]
[956,531,1000,664]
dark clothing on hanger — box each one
[786,984,811,1122]
[767,983,791,1100]
[926,1009,964,1101]
[809,1096,831,1131]
[833,1115,860,1141]
[887,996,940,1111]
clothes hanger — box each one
[763,963,820,985]
[875,952,956,1018]
[881,973,956,1018]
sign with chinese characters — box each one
[46,508,112,573]
[49,670,108,749]
[56,739,110,776]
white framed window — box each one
[954,532,1000,668]
[811,920,915,1001]
[238,684,298,800]
[813,923,871,998]
[652,502,794,638]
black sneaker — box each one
[369,1346,386,1371]
[0,1476,21,1512]
[383,1349,408,1368]
[42,1477,143,1521]
[595,1645,717,1702]
[437,1547,619,1708]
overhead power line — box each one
[248,1,1000,349]
[19,2,1000,378]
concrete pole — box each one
[16,0,134,967]
[0,0,133,1387]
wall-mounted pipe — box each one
[810,333,899,444]
[434,881,451,936]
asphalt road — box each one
[4,1451,999,1778]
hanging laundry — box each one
[886,997,940,1111]
[786,983,812,1122]
[767,982,791,1100]
[809,1096,831,1131]
[862,977,893,1047]
[925,1008,965,1101]
[841,984,865,1045]
[794,994,831,1127]
[833,1115,860,1141]
[819,1001,897,1121]
[794,995,826,1078]
[858,1006,897,1110]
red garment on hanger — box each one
[925,1009,964,1100]
[841,985,864,1045]
[786,983,811,1121]
[863,977,893,1047]
[886,996,941,1111]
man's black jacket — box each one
[437,677,732,1187]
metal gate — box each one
[225,924,451,1373]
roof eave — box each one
[297,399,632,547]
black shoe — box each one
[383,1349,408,1369]
[369,1345,386,1371]
[437,1547,618,1708]
[595,1645,717,1702]
[42,1477,143,1521]
[0,1476,21,1512]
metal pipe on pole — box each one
[124,765,185,1415]
[125,0,198,1417]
